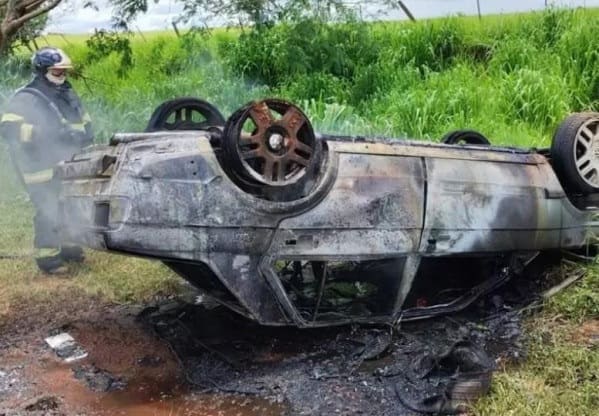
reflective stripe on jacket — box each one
[22,168,55,185]
[0,112,35,143]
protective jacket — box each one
[0,76,93,184]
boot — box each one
[60,246,84,263]
[36,254,68,275]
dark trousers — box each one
[26,179,82,271]
[26,180,62,270]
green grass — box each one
[1,8,599,415]
[477,337,598,416]
[475,262,599,415]
[0,173,182,307]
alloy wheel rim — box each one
[573,118,599,188]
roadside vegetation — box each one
[1,7,598,415]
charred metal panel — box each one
[420,158,562,254]
[57,155,116,179]
[393,254,421,316]
[59,179,114,249]
[103,226,273,257]
[270,153,424,257]
[110,131,198,145]
[560,201,599,248]
[101,225,287,324]
[207,253,290,325]
[268,229,417,258]
[89,138,274,230]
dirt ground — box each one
[0,286,286,416]
[0,272,538,416]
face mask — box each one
[45,70,67,85]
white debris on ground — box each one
[44,333,88,362]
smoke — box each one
[0,143,22,201]
[171,52,389,139]
[0,61,30,201]
[71,49,273,142]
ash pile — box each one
[139,274,541,416]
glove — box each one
[59,127,93,148]
[70,130,93,148]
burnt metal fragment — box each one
[395,341,494,415]
[72,365,126,393]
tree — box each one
[0,0,62,55]
[110,0,416,29]
[12,13,47,51]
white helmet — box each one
[32,47,73,85]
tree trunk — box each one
[0,0,62,55]
[0,22,18,56]
[0,30,9,57]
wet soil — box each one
[0,275,537,416]
[0,290,284,416]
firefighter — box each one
[0,47,93,274]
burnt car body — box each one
[56,98,599,327]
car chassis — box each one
[56,98,599,327]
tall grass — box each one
[3,8,598,145]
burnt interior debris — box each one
[72,365,126,393]
[276,258,403,322]
[273,256,515,324]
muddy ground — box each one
[0,273,541,416]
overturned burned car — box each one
[56,98,599,327]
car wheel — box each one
[145,97,225,132]
[222,99,322,188]
[551,112,599,194]
[441,130,490,145]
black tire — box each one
[551,112,599,195]
[441,129,490,145]
[145,97,225,132]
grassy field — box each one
[1,7,598,415]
